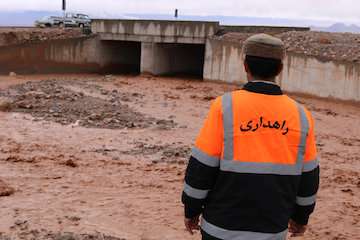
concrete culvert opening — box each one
[154,43,205,78]
[100,40,141,74]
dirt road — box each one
[0,74,359,240]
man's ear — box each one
[277,63,284,75]
[244,61,250,73]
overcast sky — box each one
[0,0,359,23]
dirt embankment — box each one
[0,74,359,240]
[0,28,85,47]
[216,31,360,63]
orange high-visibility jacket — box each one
[182,82,319,240]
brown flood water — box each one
[0,74,359,240]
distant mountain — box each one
[0,11,61,26]
[126,13,328,28]
[311,23,360,33]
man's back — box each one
[203,83,318,236]
[182,34,319,240]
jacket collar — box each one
[242,80,283,95]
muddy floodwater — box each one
[0,74,359,240]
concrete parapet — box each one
[92,19,219,44]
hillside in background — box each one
[311,23,360,33]
[0,11,359,33]
[126,13,326,27]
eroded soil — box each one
[0,28,85,47]
[0,74,359,240]
[0,78,175,130]
[217,31,360,63]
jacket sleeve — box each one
[182,97,223,219]
[291,110,320,225]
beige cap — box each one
[243,33,285,60]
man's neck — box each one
[250,80,279,85]
[248,75,276,82]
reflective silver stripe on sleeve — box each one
[220,160,301,175]
[201,218,288,240]
[191,147,220,167]
[296,194,317,206]
[303,158,319,172]
[222,93,234,161]
[183,182,210,200]
[296,104,310,172]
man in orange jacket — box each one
[182,34,319,240]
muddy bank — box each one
[0,79,176,130]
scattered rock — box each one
[174,84,195,90]
[318,37,332,44]
[101,89,109,95]
[0,79,176,130]
[65,216,81,222]
[120,141,190,164]
[164,93,180,100]
[0,97,13,111]
[155,119,177,130]
[14,220,27,226]
[63,159,78,168]
[190,94,216,101]
[0,179,15,197]
[203,95,216,101]
[103,75,115,82]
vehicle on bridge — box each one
[62,13,92,28]
[34,13,91,28]
[34,16,63,28]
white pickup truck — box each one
[62,13,92,28]
[35,13,91,28]
[34,16,63,28]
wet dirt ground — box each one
[0,74,359,240]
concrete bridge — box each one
[4,21,357,101]
[92,19,219,76]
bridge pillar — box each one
[141,42,171,75]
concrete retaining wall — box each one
[0,36,141,74]
[280,55,360,101]
[204,39,360,102]
[0,36,98,74]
